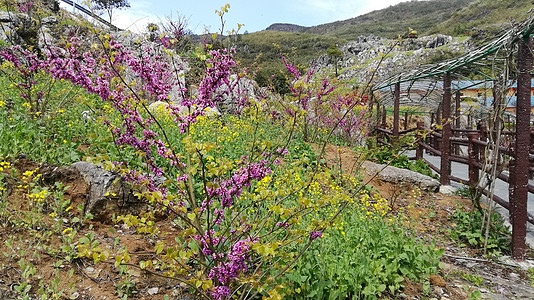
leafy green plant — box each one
[14,257,36,299]
[37,276,68,300]
[527,267,534,287]
[77,232,110,263]
[449,208,511,254]
[462,273,484,286]
[468,290,482,300]
[115,277,137,299]
[366,145,437,178]
[281,208,443,299]
[410,159,436,178]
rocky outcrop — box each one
[0,10,57,49]
[216,74,260,113]
[313,34,471,87]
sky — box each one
[60,0,409,34]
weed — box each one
[462,273,484,286]
[281,208,443,298]
[527,267,534,287]
[468,290,482,300]
[449,208,511,254]
[115,276,138,299]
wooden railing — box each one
[59,0,121,31]
[376,122,534,225]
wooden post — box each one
[455,91,461,128]
[416,121,424,160]
[468,132,480,188]
[376,102,381,128]
[404,112,409,131]
[382,106,387,128]
[511,36,532,260]
[455,91,461,155]
[435,105,442,151]
[468,113,472,129]
[429,112,435,153]
[479,124,487,163]
[440,72,452,186]
[393,82,400,138]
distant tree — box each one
[157,15,193,52]
[91,0,130,25]
[327,44,343,76]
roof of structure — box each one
[373,13,534,109]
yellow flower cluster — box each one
[148,101,173,122]
[0,161,11,172]
[28,189,48,202]
[308,181,321,197]
[408,187,422,203]
[331,220,346,235]
[18,168,40,189]
[255,176,272,191]
[359,193,391,218]
[191,115,252,145]
[62,227,75,237]
[22,169,38,178]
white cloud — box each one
[112,0,159,32]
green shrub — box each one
[367,145,437,179]
[449,208,511,254]
[281,209,443,299]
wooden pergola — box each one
[372,14,534,259]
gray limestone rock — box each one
[439,185,458,195]
[70,161,157,222]
[363,160,440,191]
[0,11,17,23]
[41,16,58,25]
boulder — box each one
[38,25,56,48]
[41,16,58,25]
[70,161,152,222]
[0,11,17,23]
[363,161,440,191]
[216,74,259,113]
[439,185,458,195]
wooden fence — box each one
[373,35,532,259]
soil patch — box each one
[1,150,533,299]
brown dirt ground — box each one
[1,147,533,299]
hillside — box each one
[432,0,534,36]
[232,30,344,93]
[303,0,476,40]
[233,0,534,90]
[261,0,534,39]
